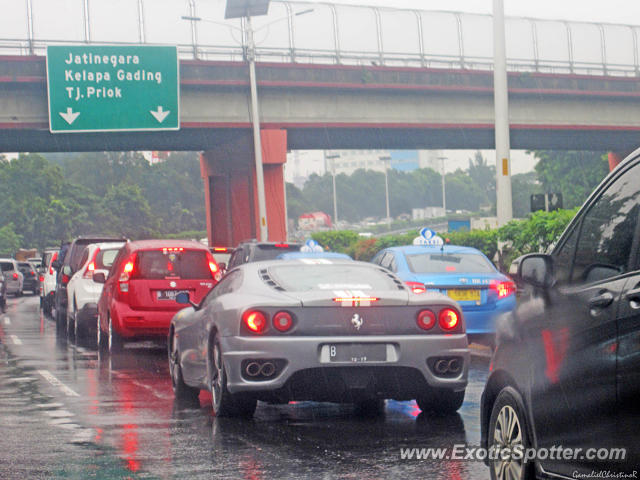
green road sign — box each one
[46,45,179,133]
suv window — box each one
[0,262,14,272]
[249,244,300,262]
[570,164,640,283]
[96,247,120,270]
[134,250,212,280]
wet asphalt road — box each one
[0,295,491,479]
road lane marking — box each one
[9,335,22,345]
[3,317,10,325]
[37,370,80,397]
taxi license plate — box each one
[447,289,481,302]
[157,290,187,301]
[328,343,387,363]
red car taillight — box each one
[61,274,70,284]
[39,275,44,282]
[206,252,221,281]
[243,310,267,334]
[118,253,137,293]
[416,309,436,330]
[406,281,426,294]
[273,311,293,332]
[439,308,460,330]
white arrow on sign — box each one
[150,106,170,123]
[59,107,80,125]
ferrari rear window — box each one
[135,250,211,280]
[267,264,398,292]
[405,252,495,274]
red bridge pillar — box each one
[607,152,624,171]
[200,129,288,247]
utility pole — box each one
[493,0,513,226]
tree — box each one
[0,224,22,256]
[511,172,542,218]
[95,184,159,239]
[467,150,495,208]
[532,151,609,209]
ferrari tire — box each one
[169,331,200,403]
[210,337,256,418]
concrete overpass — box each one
[1,56,640,153]
[2,55,639,245]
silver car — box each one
[169,259,469,417]
[0,259,23,296]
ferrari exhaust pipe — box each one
[434,359,449,374]
[260,362,276,377]
[245,362,261,377]
[447,358,461,374]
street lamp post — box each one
[379,155,391,229]
[437,156,447,214]
[325,152,340,229]
[184,4,313,241]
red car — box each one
[94,240,221,352]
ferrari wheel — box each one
[169,330,200,402]
[210,337,256,418]
[416,388,465,415]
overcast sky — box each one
[331,0,640,25]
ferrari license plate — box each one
[447,289,481,302]
[157,290,187,300]
[328,343,387,363]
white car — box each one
[65,242,124,338]
[0,259,24,296]
[40,249,59,315]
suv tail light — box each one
[49,252,58,275]
[406,281,426,294]
[12,272,18,280]
[243,310,267,334]
[439,308,460,330]
[491,280,516,299]
[83,249,100,279]
[119,253,137,293]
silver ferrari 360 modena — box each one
[169,259,469,417]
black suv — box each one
[481,151,640,478]
[52,236,127,328]
[17,262,38,294]
[226,240,302,270]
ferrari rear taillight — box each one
[491,280,516,299]
[273,311,293,332]
[405,281,426,294]
[439,308,460,330]
[416,309,436,330]
[243,310,267,334]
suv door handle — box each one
[589,292,614,309]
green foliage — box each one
[498,208,578,265]
[511,172,542,218]
[311,230,360,252]
[0,223,23,255]
[446,229,499,261]
[532,150,609,208]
